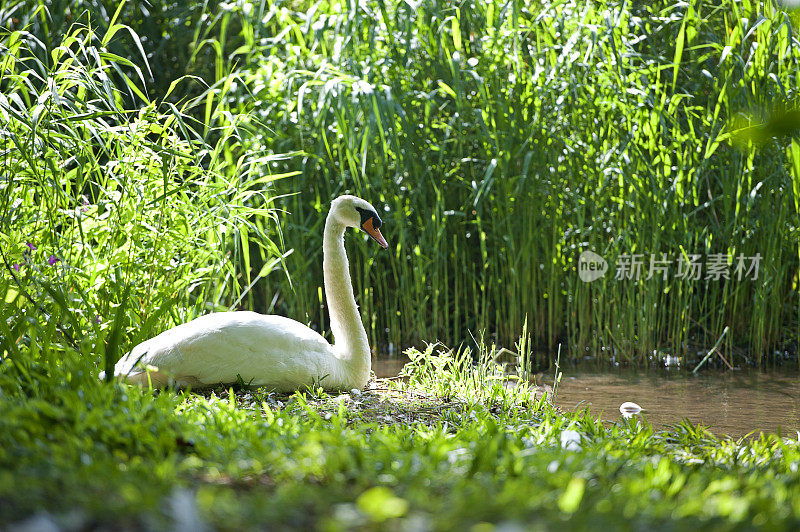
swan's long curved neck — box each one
[323,215,370,387]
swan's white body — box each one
[106,195,387,392]
[111,312,353,391]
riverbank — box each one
[3,346,800,530]
[375,354,800,438]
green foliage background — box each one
[2,0,800,371]
[0,0,288,383]
[227,0,800,364]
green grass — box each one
[2,344,800,530]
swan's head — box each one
[331,195,388,249]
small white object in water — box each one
[619,402,642,419]
[560,429,582,451]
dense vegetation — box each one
[0,0,289,382]
[233,0,800,365]
[2,0,800,529]
[2,0,799,368]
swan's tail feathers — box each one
[121,367,171,387]
[98,344,172,387]
[97,366,159,385]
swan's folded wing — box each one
[150,313,331,388]
[110,312,334,389]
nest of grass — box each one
[194,376,552,428]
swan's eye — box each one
[356,206,383,231]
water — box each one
[548,368,800,438]
[373,358,800,438]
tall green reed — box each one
[0,14,287,391]
[227,0,799,366]
[1,0,244,104]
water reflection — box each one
[373,357,800,438]
[373,357,409,380]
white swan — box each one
[104,195,388,391]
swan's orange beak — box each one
[362,217,388,249]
